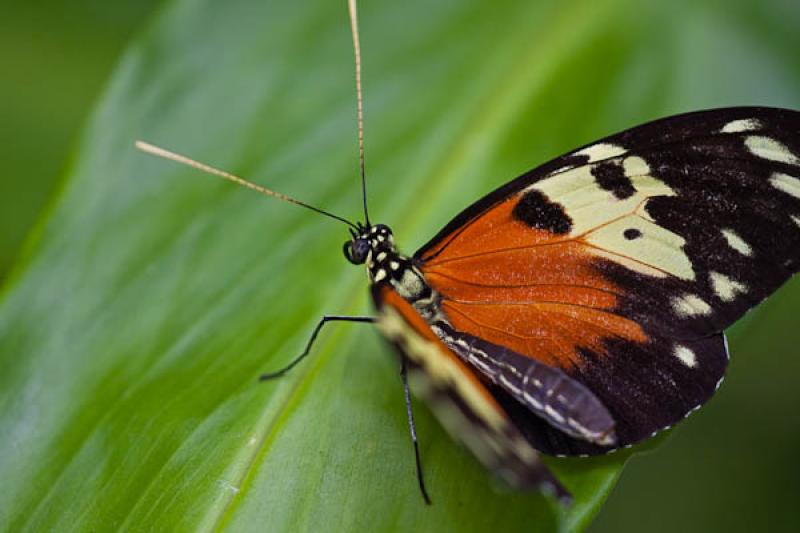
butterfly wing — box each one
[372,284,571,501]
[415,107,800,455]
[432,321,617,446]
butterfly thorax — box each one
[343,223,444,322]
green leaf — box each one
[2,0,797,531]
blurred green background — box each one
[1,0,798,531]
[0,1,160,281]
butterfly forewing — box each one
[414,107,800,454]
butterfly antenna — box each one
[135,141,358,229]
[348,0,370,227]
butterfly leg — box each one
[400,357,432,505]
[259,315,375,381]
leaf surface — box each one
[2,0,797,531]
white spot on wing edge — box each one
[672,294,712,317]
[522,392,543,410]
[499,375,521,395]
[792,215,800,229]
[710,271,748,302]
[721,118,762,133]
[770,172,800,200]
[745,136,800,165]
[721,228,753,256]
[674,345,697,368]
[723,332,730,360]
[544,405,566,424]
[575,142,627,162]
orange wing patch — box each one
[420,197,566,261]
[421,197,648,370]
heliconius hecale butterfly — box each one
[138,0,800,506]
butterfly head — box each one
[343,223,394,265]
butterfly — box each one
[138,0,800,506]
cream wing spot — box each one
[622,155,650,177]
[575,143,627,162]
[745,136,800,165]
[530,167,676,235]
[721,228,753,257]
[672,294,712,317]
[531,158,693,279]
[721,118,761,133]
[792,215,800,229]
[710,271,747,302]
[674,346,698,368]
[769,172,800,200]
[585,216,694,280]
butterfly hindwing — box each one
[414,107,800,454]
[431,322,617,446]
[372,284,571,501]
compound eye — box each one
[343,239,370,264]
[351,238,371,263]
